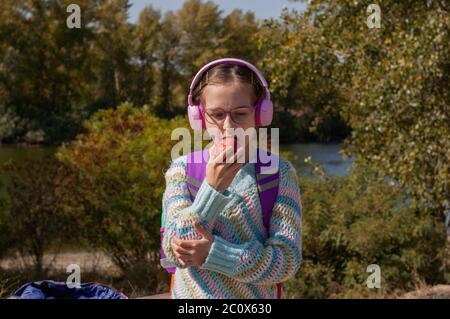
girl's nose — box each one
[222,114,236,129]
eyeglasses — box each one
[203,106,255,125]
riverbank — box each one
[0,142,353,178]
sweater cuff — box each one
[191,181,239,223]
[200,235,244,275]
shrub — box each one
[56,103,189,274]
[0,156,77,274]
[285,164,448,298]
[0,104,28,144]
[0,178,11,260]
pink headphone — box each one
[187,58,273,130]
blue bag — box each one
[9,280,127,299]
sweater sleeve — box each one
[161,155,241,269]
[200,158,302,285]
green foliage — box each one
[0,178,11,260]
[0,271,20,298]
[0,156,77,274]
[56,103,188,272]
[255,9,350,142]
[0,0,268,143]
[0,0,101,143]
[0,104,27,143]
[278,0,450,218]
[0,0,349,144]
[285,164,448,298]
[306,0,449,217]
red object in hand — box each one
[212,135,238,158]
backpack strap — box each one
[186,149,210,200]
[255,149,282,299]
[255,149,280,230]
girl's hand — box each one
[171,223,214,267]
[206,142,245,193]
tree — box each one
[297,0,450,219]
[89,0,133,109]
[129,5,161,107]
[175,0,226,76]
[152,11,182,118]
[219,9,260,61]
[0,0,102,143]
[255,9,350,142]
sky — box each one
[128,0,307,22]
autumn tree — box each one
[301,0,449,219]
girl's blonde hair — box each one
[192,63,265,106]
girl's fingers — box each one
[194,222,213,241]
[208,146,215,163]
[212,143,237,164]
[178,256,193,266]
[223,144,237,164]
[176,252,191,265]
[231,146,245,165]
[172,236,181,246]
[178,258,187,267]
[172,237,195,257]
[215,145,244,167]
[178,240,198,249]
[217,161,244,184]
[175,250,192,260]
[173,242,193,256]
[212,146,229,164]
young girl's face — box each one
[202,82,256,145]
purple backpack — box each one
[160,148,282,298]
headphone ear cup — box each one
[256,98,273,127]
[188,105,205,130]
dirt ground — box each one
[0,251,120,275]
[398,285,450,299]
[2,251,449,299]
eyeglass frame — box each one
[201,104,256,126]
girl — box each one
[162,58,302,299]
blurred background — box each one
[0,0,448,298]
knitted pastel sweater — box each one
[162,153,302,299]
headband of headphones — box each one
[187,58,271,106]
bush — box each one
[56,103,189,274]
[285,164,448,298]
[0,178,11,260]
[0,104,28,144]
[0,156,77,274]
